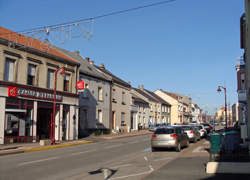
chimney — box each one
[85,57,90,62]
[100,63,105,69]
[128,81,131,85]
[74,50,80,56]
[90,61,94,65]
[139,85,144,90]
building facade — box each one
[0,27,80,144]
[95,64,132,133]
[132,87,159,126]
[52,46,113,137]
[130,93,149,130]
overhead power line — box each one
[5,0,177,35]
[0,0,176,51]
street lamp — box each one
[51,67,65,144]
[217,86,227,129]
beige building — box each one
[0,27,80,144]
[154,89,192,125]
[132,87,159,125]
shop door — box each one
[37,108,53,140]
[62,108,69,140]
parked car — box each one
[181,125,200,143]
[149,124,161,132]
[191,124,207,138]
[151,127,189,152]
[201,123,213,134]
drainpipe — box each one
[109,81,113,131]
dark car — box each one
[201,123,213,134]
[151,127,189,152]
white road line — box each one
[110,164,132,169]
[144,156,148,161]
[128,141,139,144]
[108,170,152,180]
[153,157,174,162]
[70,150,95,156]
[192,146,207,153]
[104,144,122,149]
[18,157,59,166]
[149,165,154,171]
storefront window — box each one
[5,98,34,143]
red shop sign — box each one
[77,81,85,90]
[8,86,17,97]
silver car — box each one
[151,127,189,152]
[173,125,201,143]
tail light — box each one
[152,134,156,139]
[170,134,177,139]
[190,130,194,134]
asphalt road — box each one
[0,134,210,180]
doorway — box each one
[37,107,53,140]
[112,111,116,130]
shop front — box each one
[0,82,79,144]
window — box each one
[47,69,54,89]
[241,73,245,90]
[4,57,15,82]
[98,110,103,123]
[27,64,36,86]
[64,74,70,91]
[121,112,125,126]
[150,104,153,111]
[98,87,103,101]
[122,92,125,104]
[112,89,116,101]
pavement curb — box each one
[24,140,94,153]
[206,162,250,174]
[95,131,152,140]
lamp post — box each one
[217,86,227,129]
[51,67,65,144]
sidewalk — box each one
[0,130,151,156]
[143,156,250,180]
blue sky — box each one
[0,0,245,114]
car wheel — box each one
[176,143,181,152]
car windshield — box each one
[155,128,174,134]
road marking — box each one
[70,150,95,156]
[104,144,122,149]
[192,146,207,153]
[108,170,153,180]
[149,165,154,171]
[128,140,139,144]
[18,157,59,166]
[153,156,174,162]
[144,156,148,161]
[144,147,151,152]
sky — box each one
[0,0,245,115]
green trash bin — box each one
[210,133,221,155]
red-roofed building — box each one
[0,27,80,144]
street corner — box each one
[23,140,94,153]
